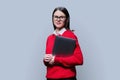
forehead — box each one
[54,10,65,16]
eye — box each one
[60,16,65,19]
[54,16,59,18]
[53,15,66,21]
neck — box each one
[56,27,64,32]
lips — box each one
[56,22,61,25]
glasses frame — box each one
[53,15,66,21]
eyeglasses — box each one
[53,15,66,21]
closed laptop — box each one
[52,36,76,56]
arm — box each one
[43,36,51,66]
[43,35,55,66]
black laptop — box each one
[52,36,76,56]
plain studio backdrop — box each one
[0,0,120,80]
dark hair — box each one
[52,7,70,30]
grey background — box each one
[0,0,120,80]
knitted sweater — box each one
[44,30,83,79]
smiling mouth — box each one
[56,22,61,25]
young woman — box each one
[43,7,83,80]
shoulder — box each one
[63,30,78,40]
[46,34,55,41]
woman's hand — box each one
[44,54,52,62]
[49,56,55,65]
[44,54,55,65]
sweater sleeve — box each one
[54,35,83,67]
[43,34,56,67]
[43,36,52,66]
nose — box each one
[57,17,61,21]
[56,18,61,22]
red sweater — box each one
[44,30,83,79]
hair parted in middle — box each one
[52,7,70,30]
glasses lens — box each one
[54,16,66,20]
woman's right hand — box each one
[44,54,53,62]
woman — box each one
[43,7,83,80]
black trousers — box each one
[47,77,77,80]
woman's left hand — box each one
[49,56,55,65]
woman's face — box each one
[53,10,66,30]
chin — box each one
[56,26,62,28]
[56,25,64,28]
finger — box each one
[44,57,52,62]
